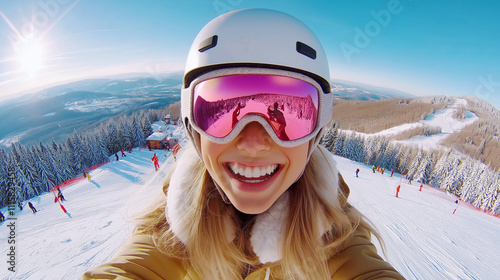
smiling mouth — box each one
[227,162,280,183]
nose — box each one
[235,122,272,156]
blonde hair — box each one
[137,148,380,280]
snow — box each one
[1,125,499,279]
[397,99,478,148]
[0,146,174,279]
[145,132,168,141]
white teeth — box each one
[267,165,273,174]
[229,163,278,179]
[244,166,252,178]
[252,167,260,178]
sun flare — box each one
[16,39,44,77]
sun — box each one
[16,39,44,78]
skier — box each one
[28,202,37,213]
[83,9,403,279]
[372,165,376,173]
[121,148,126,157]
[381,168,385,174]
[57,188,65,202]
[0,211,5,222]
[391,170,394,177]
[356,168,360,177]
[152,153,159,171]
[408,174,413,185]
[115,153,119,161]
[419,184,423,191]
[396,185,401,198]
[83,171,87,178]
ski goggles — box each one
[190,73,320,144]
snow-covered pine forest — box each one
[0,109,164,208]
[320,123,500,214]
[2,97,499,215]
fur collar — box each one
[166,143,340,264]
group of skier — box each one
[355,166,421,198]
[1,144,175,221]
[0,201,38,221]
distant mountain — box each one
[0,73,183,148]
[331,80,415,100]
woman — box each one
[83,9,404,280]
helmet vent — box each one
[296,41,316,59]
[198,35,218,52]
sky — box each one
[1,0,500,108]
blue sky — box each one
[1,0,499,108]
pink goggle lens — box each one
[193,74,319,141]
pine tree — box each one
[34,151,55,192]
[333,132,345,156]
[119,117,134,149]
[107,121,121,154]
[491,173,500,213]
[476,168,496,210]
[141,117,154,140]
[363,137,377,165]
[460,159,482,201]
[12,163,29,202]
[132,115,145,147]
[421,151,437,184]
[0,149,11,207]
[26,146,43,195]
[351,135,365,163]
[320,124,338,152]
[440,156,463,194]
[396,146,414,175]
[407,150,424,178]
[340,133,355,160]
[411,150,435,184]
[39,142,61,186]
[384,145,398,173]
[95,133,110,163]
[429,150,452,187]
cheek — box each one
[200,138,226,178]
[287,144,309,176]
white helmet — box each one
[181,9,332,156]
[183,8,331,93]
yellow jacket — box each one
[82,146,405,279]
[82,226,403,279]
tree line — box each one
[0,109,164,208]
[320,123,500,213]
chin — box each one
[229,195,278,214]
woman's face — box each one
[201,122,309,214]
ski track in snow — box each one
[1,125,499,279]
[343,98,479,149]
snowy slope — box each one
[0,146,174,280]
[342,98,479,149]
[336,157,500,280]
[1,128,499,279]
